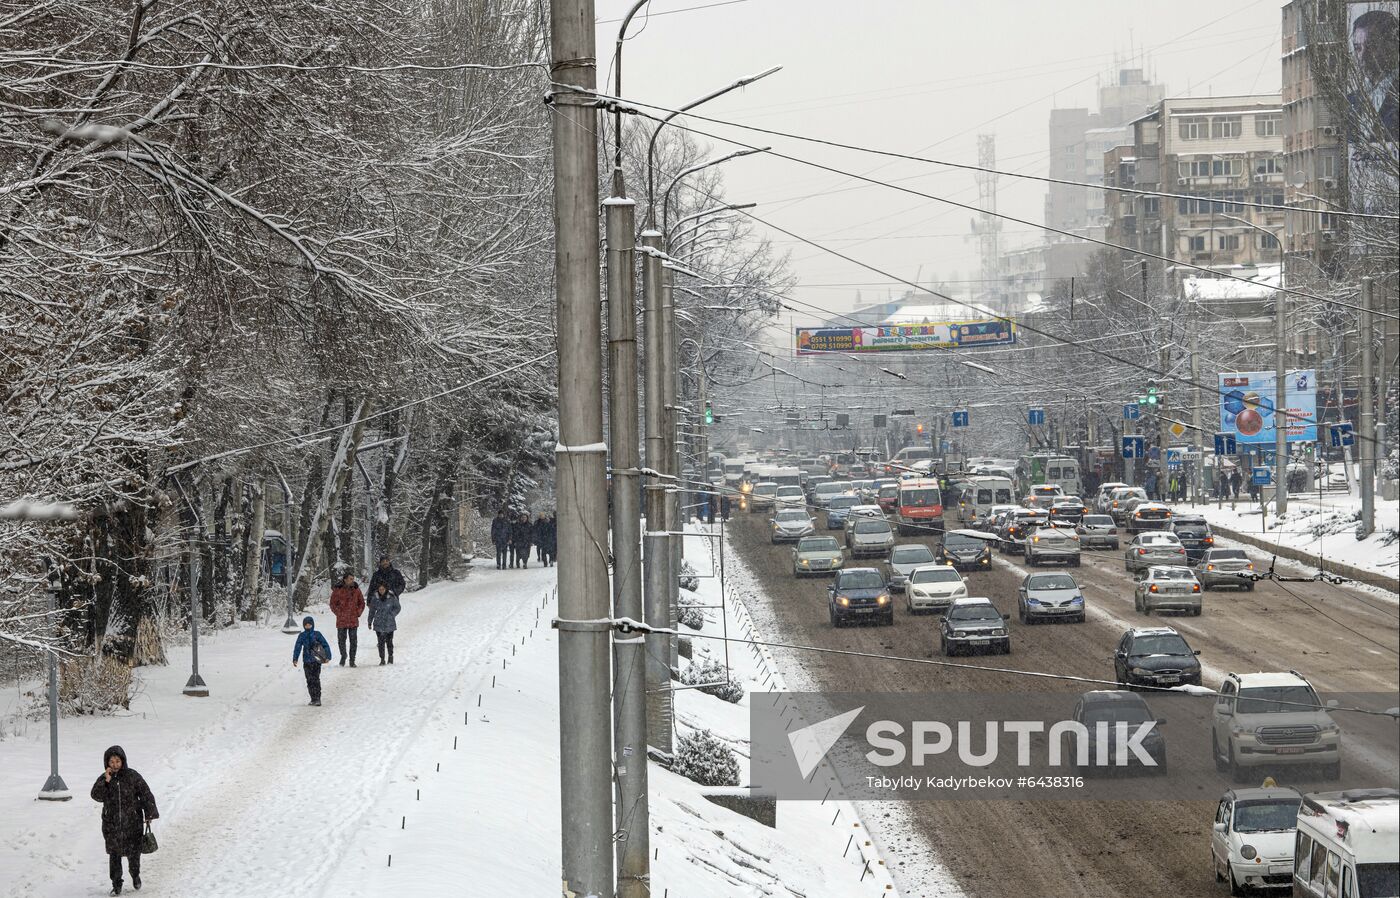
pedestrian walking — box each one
[368,554,406,596]
[511,512,533,569]
[543,512,557,566]
[533,512,550,563]
[720,493,732,521]
[368,583,401,664]
[91,745,159,896]
[329,573,365,667]
[491,509,511,570]
[292,615,333,706]
[1229,469,1243,499]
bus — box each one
[1016,454,1082,498]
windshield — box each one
[1131,634,1192,656]
[1208,550,1248,561]
[754,483,778,496]
[1083,703,1152,725]
[776,486,803,497]
[1113,489,1147,500]
[891,545,935,564]
[1232,800,1300,833]
[948,604,1001,622]
[1357,863,1399,898]
[798,537,840,552]
[1236,685,1320,714]
[1084,515,1114,526]
[1153,568,1195,580]
[838,571,884,590]
[944,534,983,550]
[817,482,847,495]
[854,520,891,535]
[828,496,858,510]
[775,510,808,522]
[725,463,744,474]
[995,489,1013,503]
[901,488,940,507]
[911,568,962,584]
[879,485,899,499]
[1027,574,1077,590]
[1142,534,1181,545]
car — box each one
[905,565,968,613]
[749,481,778,512]
[846,503,885,520]
[1133,566,1202,615]
[979,503,1019,531]
[1170,514,1215,561]
[770,508,815,543]
[828,567,893,627]
[804,474,833,500]
[1127,501,1174,534]
[825,494,860,529]
[775,484,806,510]
[793,535,845,576]
[939,597,1010,655]
[887,543,938,592]
[1124,532,1188,576]
[936,529,994,571]
[1067,690,1167,773]
[1076,514,1120,549]
[1017,571,1086,623]
[846,516,895,558]
[1195,548,1256,591]
[1049,497,1088,524]
[812,480,851,508]
[999,509,1048,555]
[1112,626,1201,688]
[1023,521,1081,567]
[1093,481,1130,514]
[1028,484,1064,505]
[1209,671,1341,781]
[1210,785,1304,895]
[850,479,878,502]
[1107,487,1149,524]
[875,481,900,513]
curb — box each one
[1211,523,1399,594]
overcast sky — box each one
[594,0,1285,348]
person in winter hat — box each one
[292,615,333,705]
[329,573,365,667]
[491,509,511,570]
[368,582,401,665]
[368,554,406,596]
[511,512,533,569]
[90,745,159,895]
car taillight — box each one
[1206,564,1215,571]
[1246,563,1254,570]
[1204,537,1214,545]
[1192,584,1201,592]
[1176,548,1185,554]
[1149,584,1158,592]
[1138,548,1147,555]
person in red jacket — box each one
[329,573,366,668]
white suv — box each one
[1210,671,1341,782]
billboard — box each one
[1218,370,1318,445]
[1345,3,1398,219]
[795,319,1015,356]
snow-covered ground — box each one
[2,534,904,897]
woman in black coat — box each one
[90,745,159,895]
[511,513,533,568]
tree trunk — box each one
[97,492,167,667]
[417,430,463,588]
[339,396,358,569]
[241,478,266,620]
[292,398,373,608]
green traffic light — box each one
[1147,395,1158,405]
[704,404,713,425]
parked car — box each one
[938,597,1010,655]
[1209,671,1341,781]
[887,543,937,592]
[1066,690,1167,773]
[1017,571,1085,623]
[793,535,845,576]
[846,516,895,559]
[770,508,815,543]
[1133,565,1203,616]
[828,567,893,627]
[1023,522,1082,567]
[1112,626,1201,688]
[935,529,994,571]
[1076,514,1120,550]
[1127,501,1174,534]
[1209,786,1302,895]
[905,565,967,613]
[1170,514,1214,561]
[1124,531,1188,576]
[1049,497,1088,524]
[1194,548,1256,591]
[825,494,860,529]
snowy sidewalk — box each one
[1,562,554,898]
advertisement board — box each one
[1218,370,1318,445]
[795,319,1015,356]
[1345,3,1399,221]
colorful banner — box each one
[1218,370,1318,445]
[795,319,1015,355]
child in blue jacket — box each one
[292,615,333,706]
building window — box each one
[1142,196,1159,215]
[1187,235,1207,252]
[1211,116,1243,139]
[1218,234,1241,250]
[1260,233,1280,250]
[1255,114,1281,137]
[1255,190,1285,208]
[1319,153,1337,179]
[1178,117,1209,140]
[1256,155,1284,174]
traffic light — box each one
[704,401,713,426]
[916,423,925,435]
[1146,385,1159,405]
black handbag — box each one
[141,823,158,854]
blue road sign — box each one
[1121,435,1145,459]
[1123,404,1140,421]
[1213,432,1237,456]
[1166,448,1183,470]
[952,409,970,429]
[1252,466,1272,486]
[1329,423,1354,448]
[940,439,950,453]
[1028,408,1046,426]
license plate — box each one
[1275,747,1305,754]
[1159,676,1180,684]
[970,638,990,645]
[1269,865,1291,875]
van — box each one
[1293,788,1399,898]
[894,478,944,536]
[886,445,933,475]
[769,466,802,489]
[960,475,1014,524]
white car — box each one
[905,565,967,613]
[775,484,806,509]
[846,503,885,520]
[770,509,815,543]
[1210,671,1341,781]
[1210,786,1302,895]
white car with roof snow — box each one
[1210,671,1342,781]
[905,565,967,613]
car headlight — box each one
[1320,722,1341,736]
[1071,595,1084,604]
[1026,597,1042,605]
[1240,845,1257,861]
[1131,666,1153,676]
[953,586,966,595]
[838,596,850,606]
[876,594,889,605]
[991,628,1006,636]
[799,559,810,566]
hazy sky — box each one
[593,0,1285,347]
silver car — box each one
[1194,548,1256,591]
[1023,523,1081,567]
[887,543,937,592]
[793,535,844,576]
[846,516,895,558]
[1076,514,1120,549]
[770,508,815,543]
[1124,532,1188,576]
[1133,566,1202,616]
[1017,571,1086,623]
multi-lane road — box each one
[725,508,1399,898]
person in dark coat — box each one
[720,493,732,521]
[329,573,365,667]
[1229,469,1243,499]
[490,509,511,570]
[292,615,333,705]
[368,583,401,664]
[90,745,159,895]
[533,513,550,563]
[511,512,533,568]
[368,555,406,596]
[543,513,557,566]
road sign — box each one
[1123,404,1140,421]
[1121,435,1145,459]
[1252,466,1272,486]
[1329,423,1354,448]
[873,414,886,429]
[835,413,849,428]
[952,409,970,428]
[1167,421,1187,439]
[1165,448,1183,470]
[891,408,915,418]
[1213,432,1237,456]
[1028,407,1046,426]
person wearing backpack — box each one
[91,745,159,895]
[292,615,333,705]
[368,583,401,665]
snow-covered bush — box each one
[679,657,744,704]
[672,728,740,787]
[56,655,135,715]
[678,559,699,593]
[678,604,706,630]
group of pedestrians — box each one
[1213,468,1246,500]
[293,555,406,706]
[491,509,555,569]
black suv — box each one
[1112,626,1202,689]
[935,530,993,571]
[828,567,893,627]
[1171,515,1214,562]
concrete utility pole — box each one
[662,265,682,674]
[1191,332,1204,505]
[1275,283,1289,515]
[547,0,614,893]
[1359,276,1375,537]
[640,229,674,757]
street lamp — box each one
[661,151,768,237]
[37,562,70,801]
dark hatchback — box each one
[828,567,893,627]
[1112,627,1202,688]
[935,530,993,571]
[939,597,1010,655]
[1171,515,1214,562]
[1069,690,1168,773]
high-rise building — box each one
[1281,1,1348,270]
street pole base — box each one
[38,773,71,801]
[183,673,209,697]
[281,615,300,634]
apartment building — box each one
[1281,0,1347,269]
